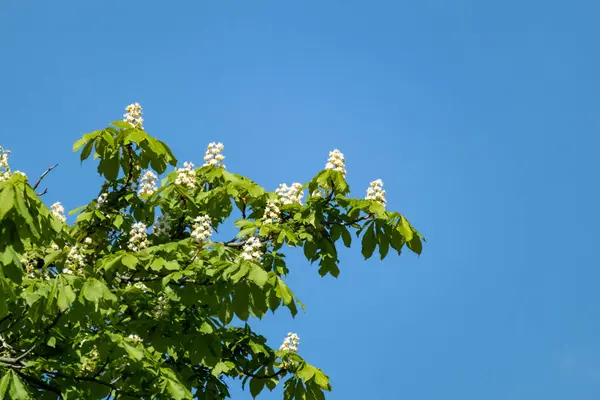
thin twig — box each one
[37,188,49,196]
[33,163,58,190]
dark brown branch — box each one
[241,367,286,379]
[32,163,58,190]
[37,188,49,197]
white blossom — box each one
[66,238,92,275]
[154,295,170,318]
[325,149,346,175]
[262,200,281,225]
[0,146,12,182]
[20,254,36,278]
[138,170,158,196]
[175,162,197,189]
[275,183,304,205]
[62,268,74,275]
[123,103,144,129]
[51,202,67,223]
[240,237,263,261]
[82,346,100,372]
[127,334,143,343]
[365,179,386,206]
[202,142,226,168]
[279,332,300,353]
[191,215,212,243]
[97,193,108,205]
[50,242,60,251]
[311,189,322,198]
[128,222,149,252]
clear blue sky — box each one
[1,1,599,399]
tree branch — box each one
[325,215,370,227]
[0,343,36,364]
[32,163,58,190]
[16,370,62,396]
[241,367,286,379]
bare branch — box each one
[33,163,58,190]
[37,188,49,197]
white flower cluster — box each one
[175,162,197,188]
[20,254,36,278]
[262,200,281,225]
[203,142,226,168]
[153,214,171,237]
[0,146,11,182]
[123,103,144,129]
[191,215,212,243]
[128,222,149,252]
[63,237,93,275]
[279,332,300,353]
[97,193,108,206]
[82,346,100,372]
[275,183,304,205]
[138,170,158,196]
[51,202,67,223]
[325,149,346,175]
[154,295,170,318]
[127,334,143,343]
[365,179,386,206]
[241,237,263,261]
[0,146,26,182]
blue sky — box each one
[1,1,600,399]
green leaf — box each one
[275,277,293,305]
[341,228,352,248]
[250,377,266,398]
[57,277,75,311]
[47,336,56,348]
[121,254,138,270]
[369,202,386,218]
[248,266,269,288]
[0,372,9,398]
[8,370,30,399]
[81,278,105,304]
[407,234,423,255]
[361,223,377,260]
[313,369,331,391]
[0,185,14,219]
[378,228,390,260]
[80,139,95,162]
[297,363,317,382]
[81,278,116,307]
[113,214,124,229]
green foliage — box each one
[0,115,423,399]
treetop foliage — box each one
[0,103,424,399]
